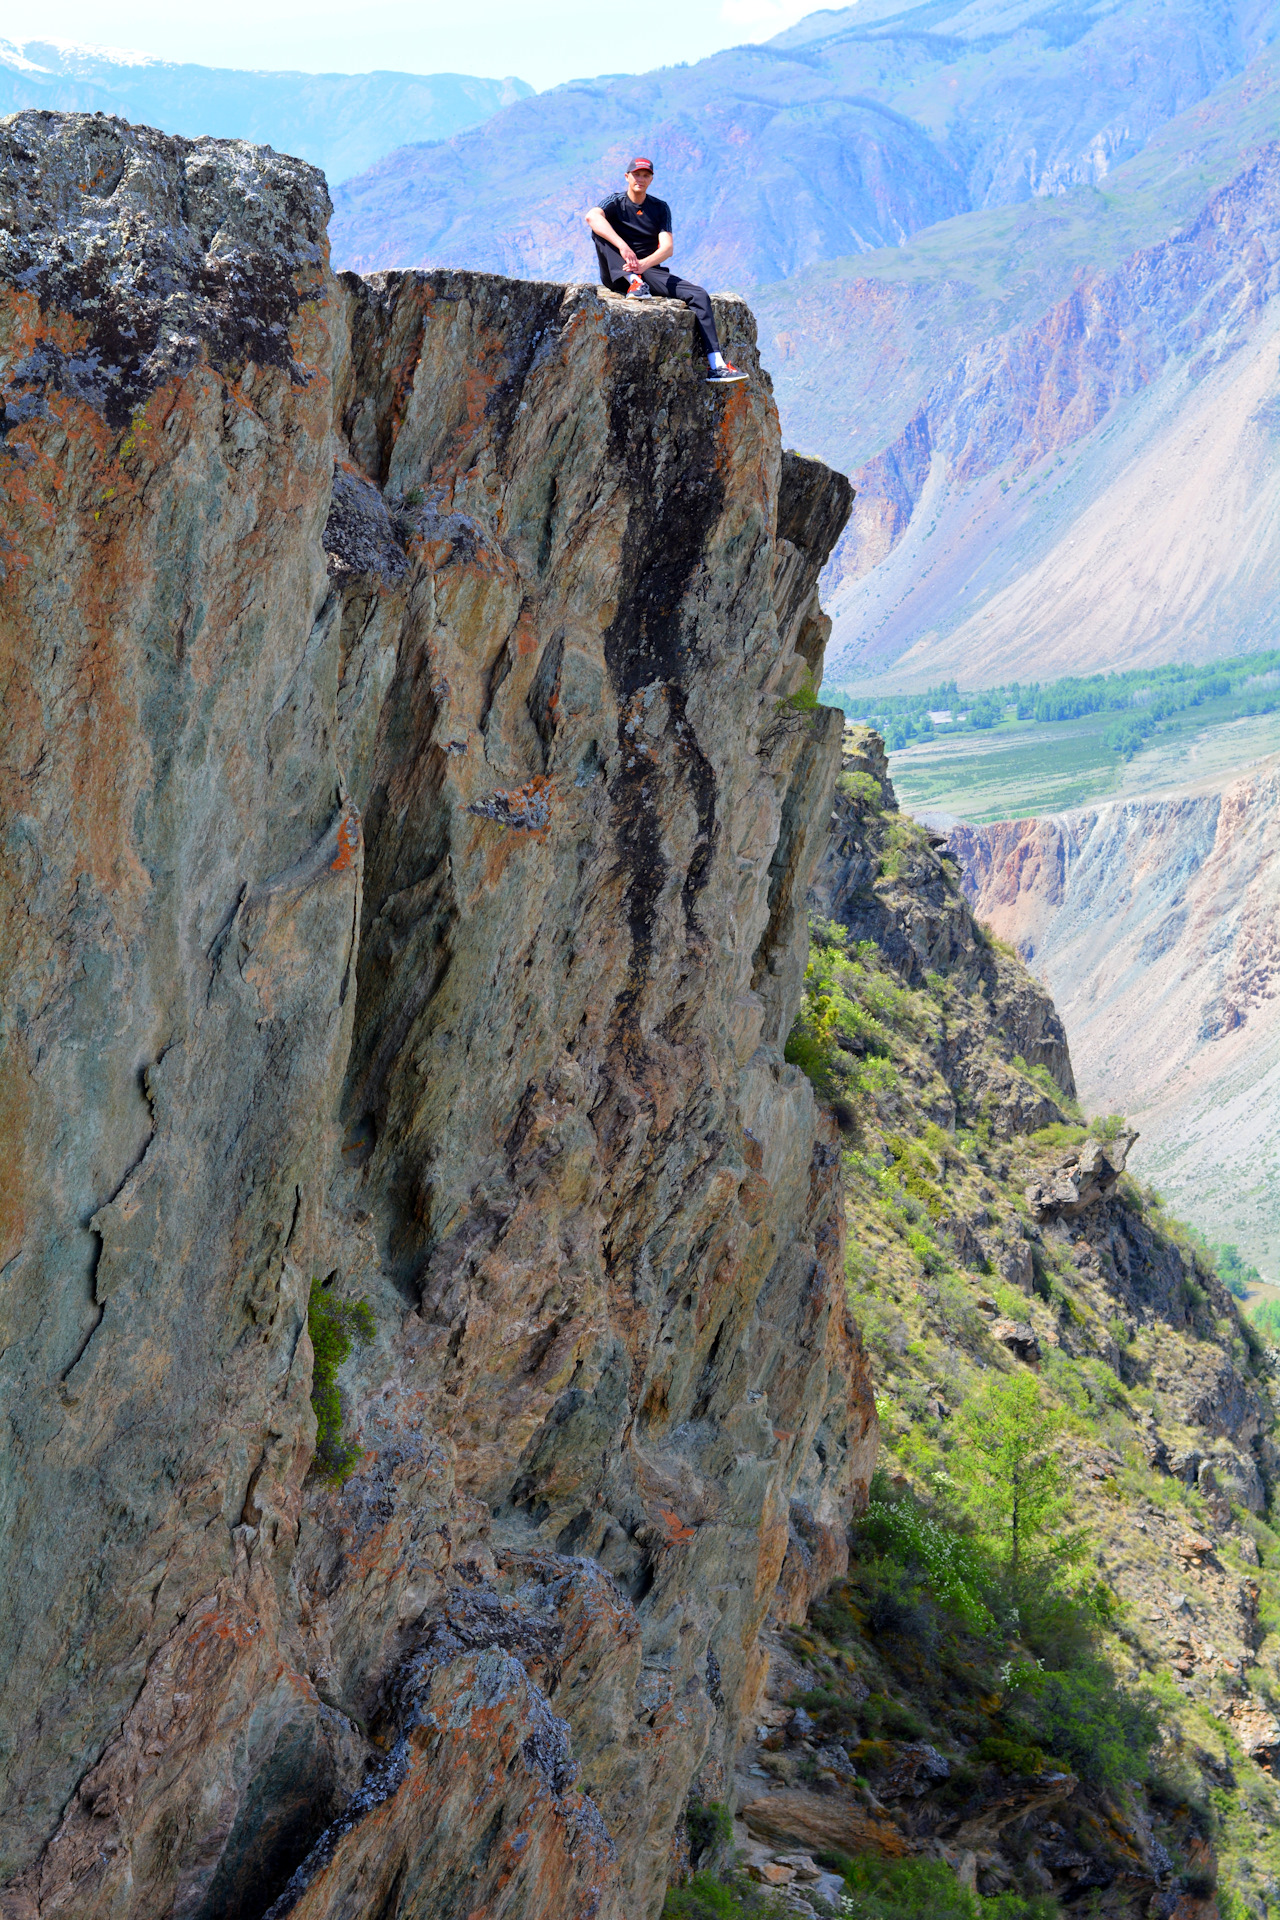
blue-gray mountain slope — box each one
[0,39,531,184]
[329,0,1280,281]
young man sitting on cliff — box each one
[586,159,747,385]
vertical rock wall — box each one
[0,114,873,1920]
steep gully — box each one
[0,113,871,1920]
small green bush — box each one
[977,1733,1045,1777]
[1214,1242,1261,1298]
[685,1798,733,1869]
[860,1483,994,1634]
[838,769,883,808]
[1008,1662,1160,1787]
[662,1869,787,1919]
[308,1278,376,1484]
[1028,1123,1087,1151]
[838,1854,1058,1919]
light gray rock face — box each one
[0,114,873,1920]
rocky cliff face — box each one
[0,112,871,1920]
[949,761,1280,1283]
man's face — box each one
[626,167,653,195]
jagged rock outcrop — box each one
[1025,1131,1137,1221]
[809,728,1077,1133]
[0,113,872,1920]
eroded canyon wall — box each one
[950,763,1280,1282]
[0,112,874,1920]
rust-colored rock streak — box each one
[0,113,873,1920]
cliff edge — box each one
[0,113,871,1920]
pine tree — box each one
[958,1371,1072,1581]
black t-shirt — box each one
[598,189,672,260]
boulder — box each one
[747,1862,795,1885]
[1225,1696,1280,1765]
[880,1743,951,1800]
[741,1790,909,1858]
[1177,1533,1216,1564]
[949,1771,1077,1847]
[991,1318,1042,1365]
[1025,1133,1137,1221]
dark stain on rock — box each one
[602,364,724,1026]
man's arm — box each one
[636,231,674,270]
[586,204,640,274]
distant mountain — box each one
[0,39,532,184]
[755,59,1280,685]
[330,0,1278,281]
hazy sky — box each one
[7,0,832,89]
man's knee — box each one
[595,241,626,289]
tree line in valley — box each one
[832,649,1280,756]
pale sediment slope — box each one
[826,299,1280,686]
[950,763,1280,1280]
[751,72,1280,690]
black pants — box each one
[593,239,722,357]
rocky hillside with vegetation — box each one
[669,731,1280,1920]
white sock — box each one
[708,351,726,370]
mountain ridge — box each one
[811,130,1280,684]
[328,0,1278,281]
[0,38,532,183]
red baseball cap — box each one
[628,156,654,172]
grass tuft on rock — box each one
[308,1278,375,1484]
